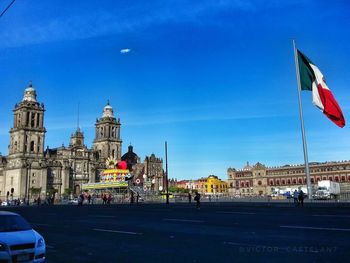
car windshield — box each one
[0,215,32,232]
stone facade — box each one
[0,83,164,201]
[144,154,164,191]
[227,161,350,196]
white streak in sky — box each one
[120,48,131,54]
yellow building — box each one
[204,175,228,195]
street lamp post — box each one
[165,141,169,205]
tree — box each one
[168,186,189,193]
[62,188,72,198]
[46,187,57,197]
[30,187,42,198]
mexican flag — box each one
[297,50,345,128]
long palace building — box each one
[227,161,350,196]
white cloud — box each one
[120,48,131,54]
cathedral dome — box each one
[243,161,252,171]
[102,101,114,118]
[22,81,37,102]
[121,145,139,171]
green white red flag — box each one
[297,50,345,128]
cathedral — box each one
[0,82,164,201]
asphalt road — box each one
[2,203,350,263]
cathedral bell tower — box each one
[93,102,122,162]
[9,82,46,158]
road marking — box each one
[312,214,350,218]
[88,215,117,218]
[216,211,256,215]
[280,225,350,232]
[224,241,247,246]
[93,228,142,235]
[163,218,204,223]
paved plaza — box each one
[2,203,350,262]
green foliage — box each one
[168,186,189,193]
[29,187,41,196]
[62,188,72,198]
[46,187,58,196]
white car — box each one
[0,211,46,262]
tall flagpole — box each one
[293,39,312,199]
[165,141,169,205]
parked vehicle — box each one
[0,211,46,262]
[313,180,340,200]
[69,198,79,205]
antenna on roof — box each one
[77,102,80,130]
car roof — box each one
[0,211,19,216]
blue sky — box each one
[0,0,350,180]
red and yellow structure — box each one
[82,159,131,191]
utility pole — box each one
[165,141,169,205]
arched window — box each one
[31,113,35,127]
[276,180,280,185]
[26,112,30,126]
[282,180,285,185]
[14,141,17,151]
[269,180,274,186]
[293,179,297,184]
[36,113,40,127]
[287,179,291,184]
[298,179,302,184]
[30,141,35,152]
[241,182,244,187]
[311,178,314,183]
[341,176,346,182]
[112,150,115,158]
[335,176,339,182]
[258,181,262,186]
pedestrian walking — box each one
[87,194,91,204]
[136,193,140,205]
[194,192,201,209]
[78,193,84,206]
[293,190,298,206]
[103,194,107,204]
[188,192,192,203]
[298,189,304,207]
[107,194,112,204]
[130,192,134,204]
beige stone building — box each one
[227,161,350,196]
